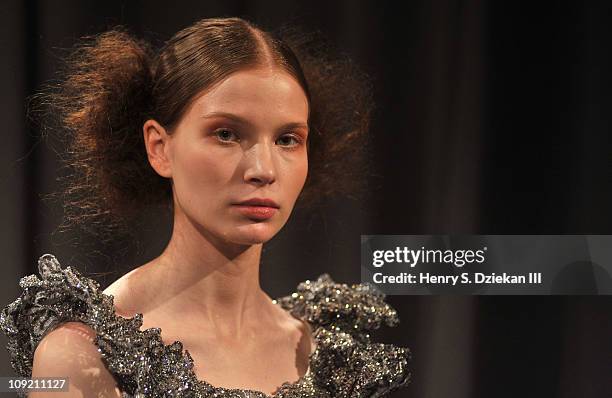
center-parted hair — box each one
[39,17,374,244]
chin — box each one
[230,223,278,245]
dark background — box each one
[1,1,611,397]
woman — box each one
[1,17,411,397]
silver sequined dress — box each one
[0,254,411,397]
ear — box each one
[143,119,173,178]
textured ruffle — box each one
[308,328,411,398]
[0,253,114,377]
[275,274,400,343]
[0,254,197,396]
[0,254,411,397]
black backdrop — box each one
[1,1,611,397]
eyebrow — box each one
[201,111,309,131]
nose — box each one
[243,142,276,185]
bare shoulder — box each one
[103,264,141,298]
[30,321,122,397]
[103,262,153,317]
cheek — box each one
[285,154,309,197]
[172,145,234,206]
[298,157,308,190]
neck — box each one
[147,209,274,338]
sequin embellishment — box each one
[0,254,411,397]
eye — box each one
[214,129,239,143]
[276,134,301,148]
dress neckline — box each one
[101,290,319,398]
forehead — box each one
[188,68,309,122]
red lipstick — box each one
[233,198,279,220]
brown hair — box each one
[38,17,374,245]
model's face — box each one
[164,68,309,246]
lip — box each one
[233,205,278,220]
[232,198,280,221]
[234,198,280,208]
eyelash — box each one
[213,129,304,149]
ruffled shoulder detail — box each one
[310,328,412,398]
[276,274,411,397]
[0,254,197,396]
[275,273,400,342]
